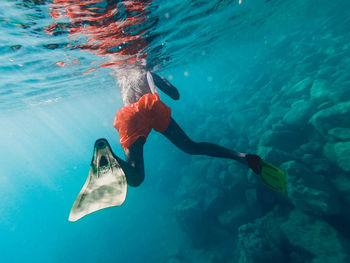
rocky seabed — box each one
[168,27,350,263]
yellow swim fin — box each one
[258,160,287,195]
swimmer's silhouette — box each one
[48,0,287,196]
[110,65,260,187]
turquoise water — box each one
[1,0,350,262]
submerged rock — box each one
[217,205,247,228]
[330,172,350,208]
[328,128,350,141]
[281,209,349,263]
[281,160,340,216]
[262,104,289,130]
[300,155,332,175]
[323,142,350,172]
[259,129,307,152]
[236,222,284,263]
[309,101,350,139]
[331,80,350,103]
[280,77,313,98]
[217,189,262,230]
[299,141,323,154]
[235,206,288,263]
[175,198,207,247]
[257,146,293,166]
[310,79,333,102]
[282,99,316,128]
[330,172,350,195]
[174,181,226,247]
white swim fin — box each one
[69,138,127,222]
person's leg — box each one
[162,118,248,165]
[115,137,145,187]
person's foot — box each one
[245,154,261,174]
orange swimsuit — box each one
[113,93,171,150]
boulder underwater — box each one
[258,129,307,152]
[309,101,350,140]
[234,206,289,263]
[174,181,226,248]
[323,142,350,172]
[282,99,317,128]
[281,209,350,263]
[327,128,350,141]
[257,146,293,167]
[235,207,350,263]
[281,160,340,217]
[236,222,285,263]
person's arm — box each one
[150,72,180,100]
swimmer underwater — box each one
[111,65,260,186]
[68,64,287,222]
[55,0,287,221]
[111,64,287,191]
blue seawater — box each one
[1,0,350,262]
